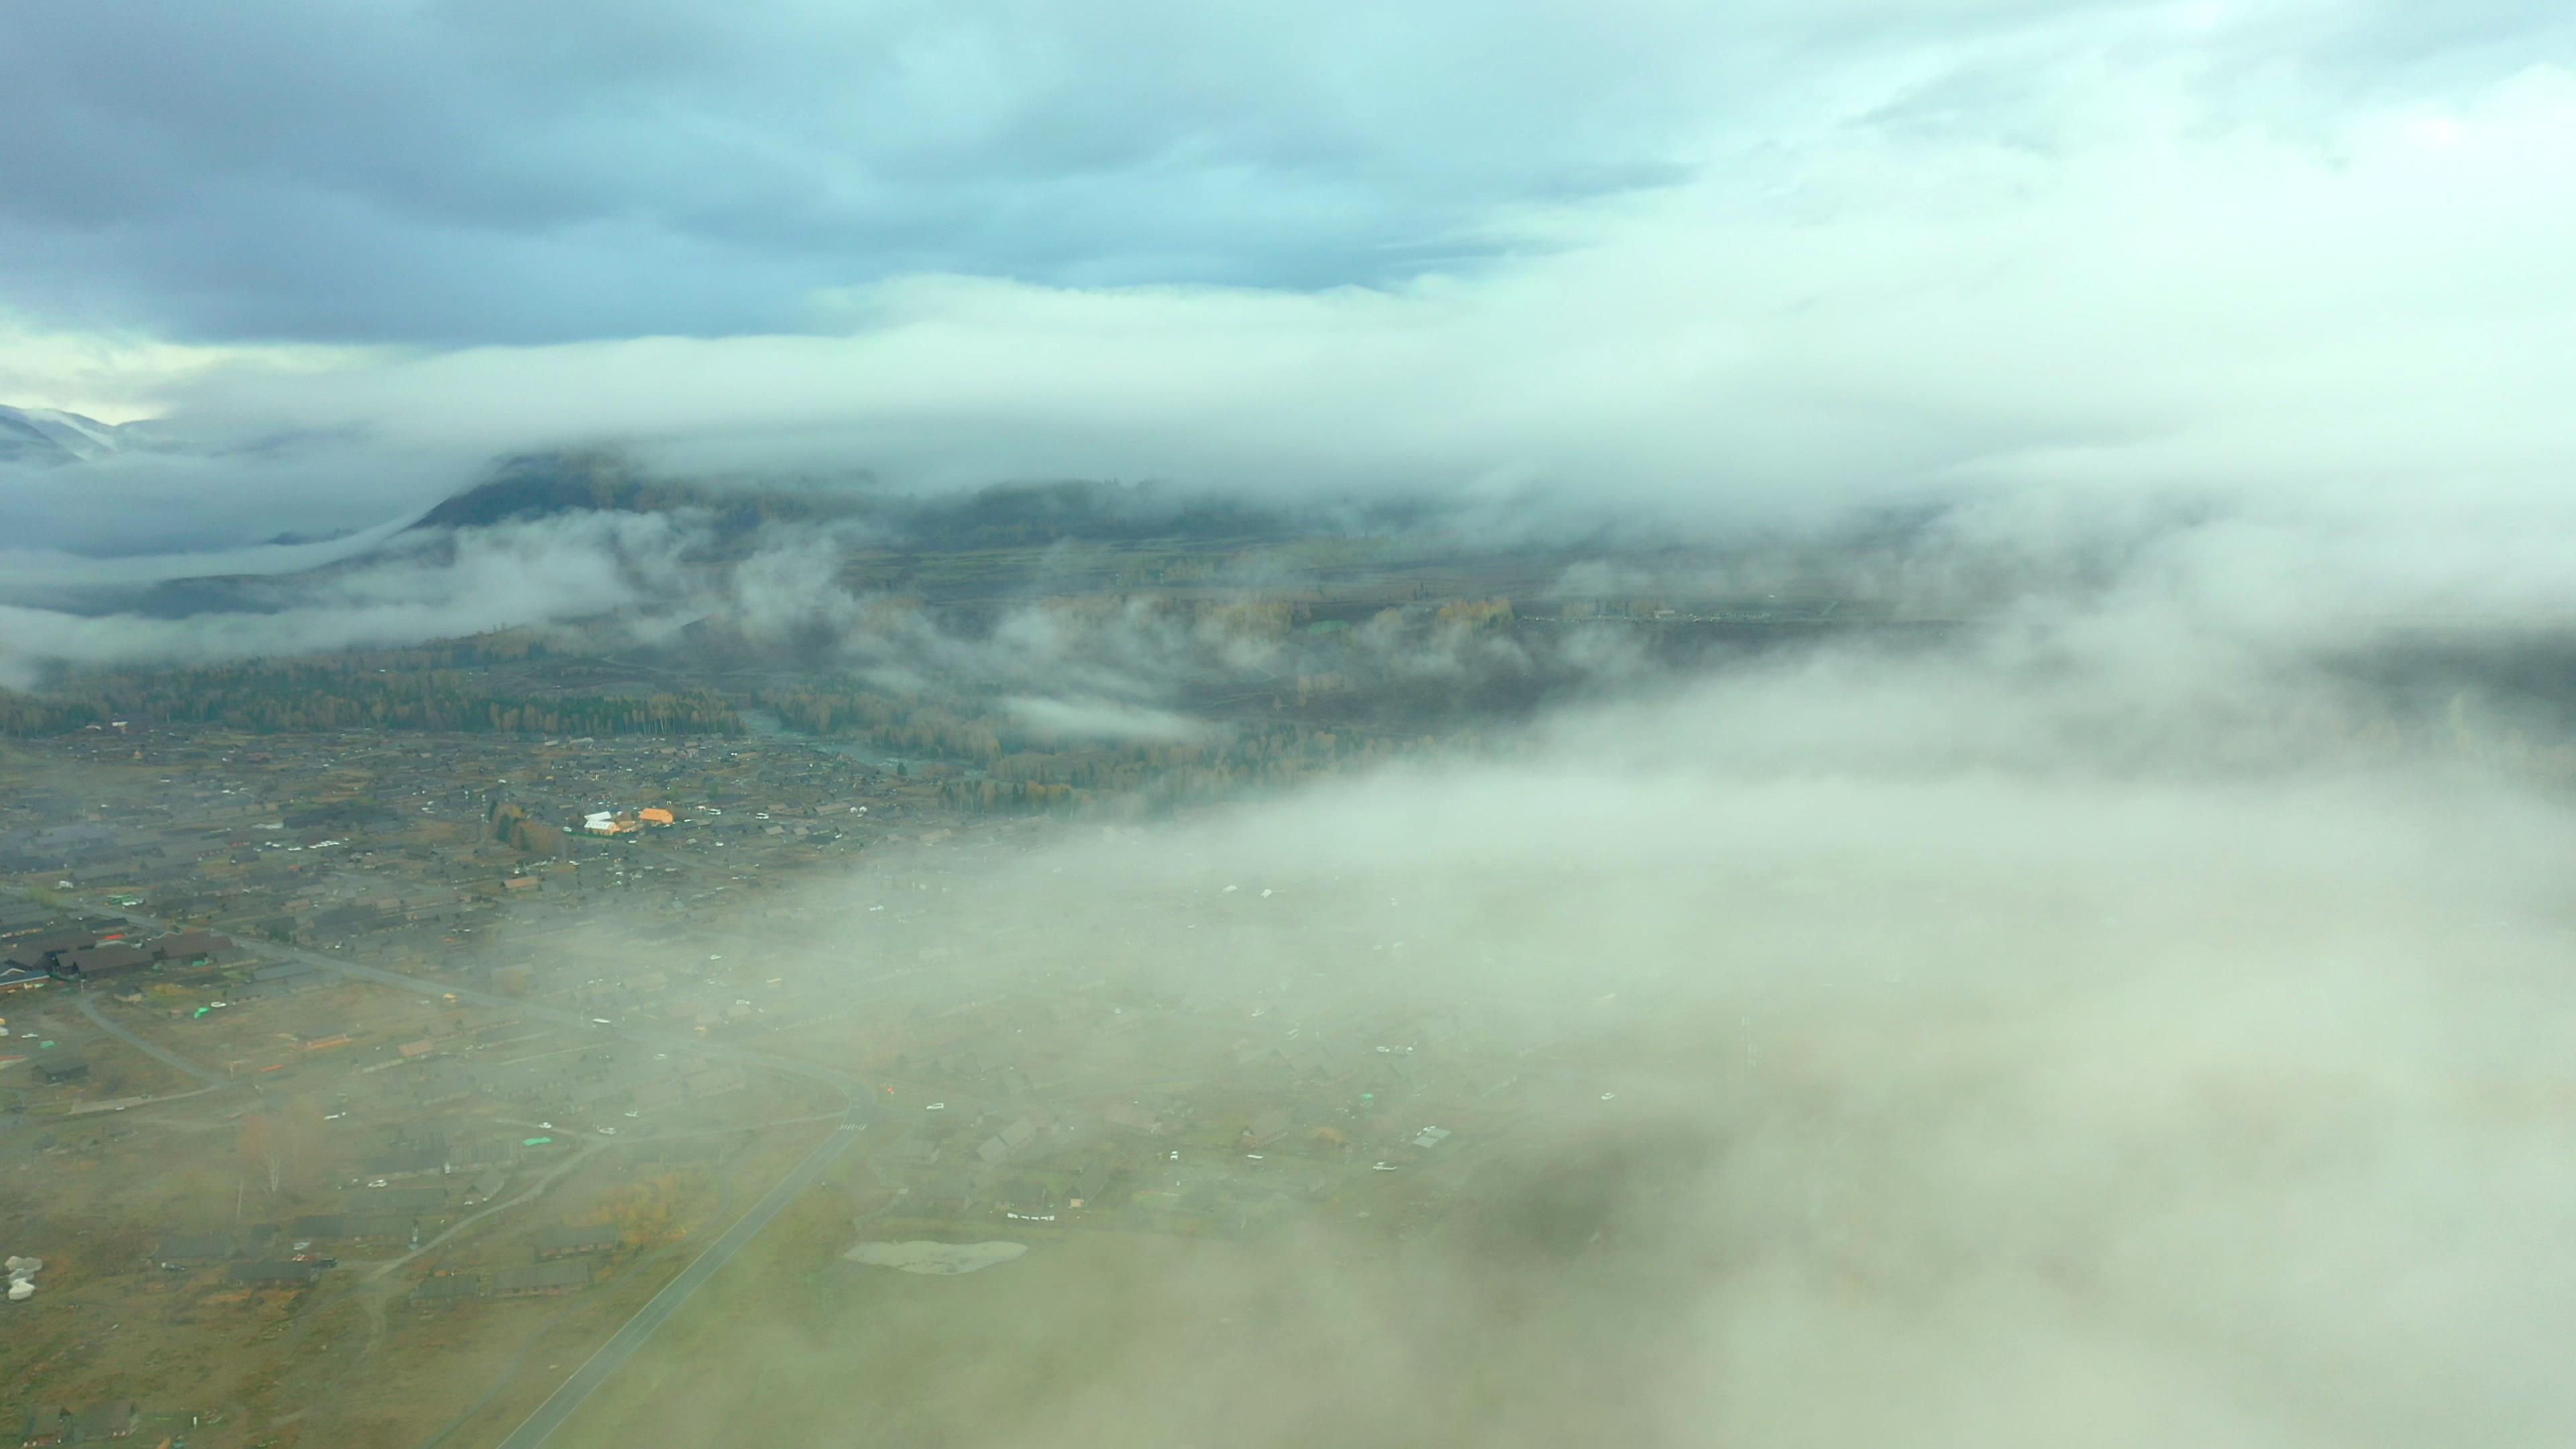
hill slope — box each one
[0,403,127,465]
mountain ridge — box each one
[0,403,128,465]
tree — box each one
[278,1097,328,1194]
[238,1114,284,1196]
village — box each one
[0,724,1570,1448]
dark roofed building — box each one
[66,1401,138,1441]
[1073,1160,1116,1208]
[18,1404,70,1446]
[35,1057,89,1084]
[535,1224,620,1258]
[17,928,97,959]
[494,1260,590,1296]
[448,1139,517,1169]
[411,1273,485,1302]
[156,1232,241,1265]
[152,929,235,965]
[230,1260,326,1286]
[63,942,154,979]
[292,1214,414,1242]
[362,1147,447,1178]
[1104,1102,1165,1136]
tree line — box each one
[0,657,741,738]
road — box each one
[490,1115,869,1449]
[73,991,231,1086]
[216,931,890,1448]
[9,887,885,1449]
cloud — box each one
[99,60,2574,527]
[506,600,2576,1446]
[0,7,2564,604]
[9,8,2576,1438]
[3,0,2568,350]
[0,511,698,688]
[1003,696,1216,745]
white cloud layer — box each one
[0,5,2569,673]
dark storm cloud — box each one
[11,0,2567,347]
[0,0,1716,343]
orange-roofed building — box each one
[638,808,675,826]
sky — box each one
[0,1,2558,347]
[0,0,2571,637]
[13,13,2576,1439]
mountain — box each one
[0,404,127,465]
[409,451,1311,547]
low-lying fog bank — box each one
[539,621,2576,1448]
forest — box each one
[0,655,741,738]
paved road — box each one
[73,991,231,1086]
[490,1115,869,1449]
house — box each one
[1277,1038,1360,1083]
[35,1057,89,1085]
[1242,1109,1293,1147]
[1103,1103,1165,1136]
[292,1214,414,1243]
[0,965,49,991]
[493,1261,590,1296]
[411,1273,485,1303]
[65,1402,136,1441]
[1071,1159,1116,1209]
[362,1146,447,1179]
[1002,1179,1057,1220]
[534,1224,619,1258]
[918,1173,977,1217]
[18,1404,70,1446]
[15,928,97,961]
[971,1114,1039,1165]
[62,943,154,979]
[152,930,233,966]
[449,1140,520,1171]
[229,1260,326,1286]
[154,1232,241,1267]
